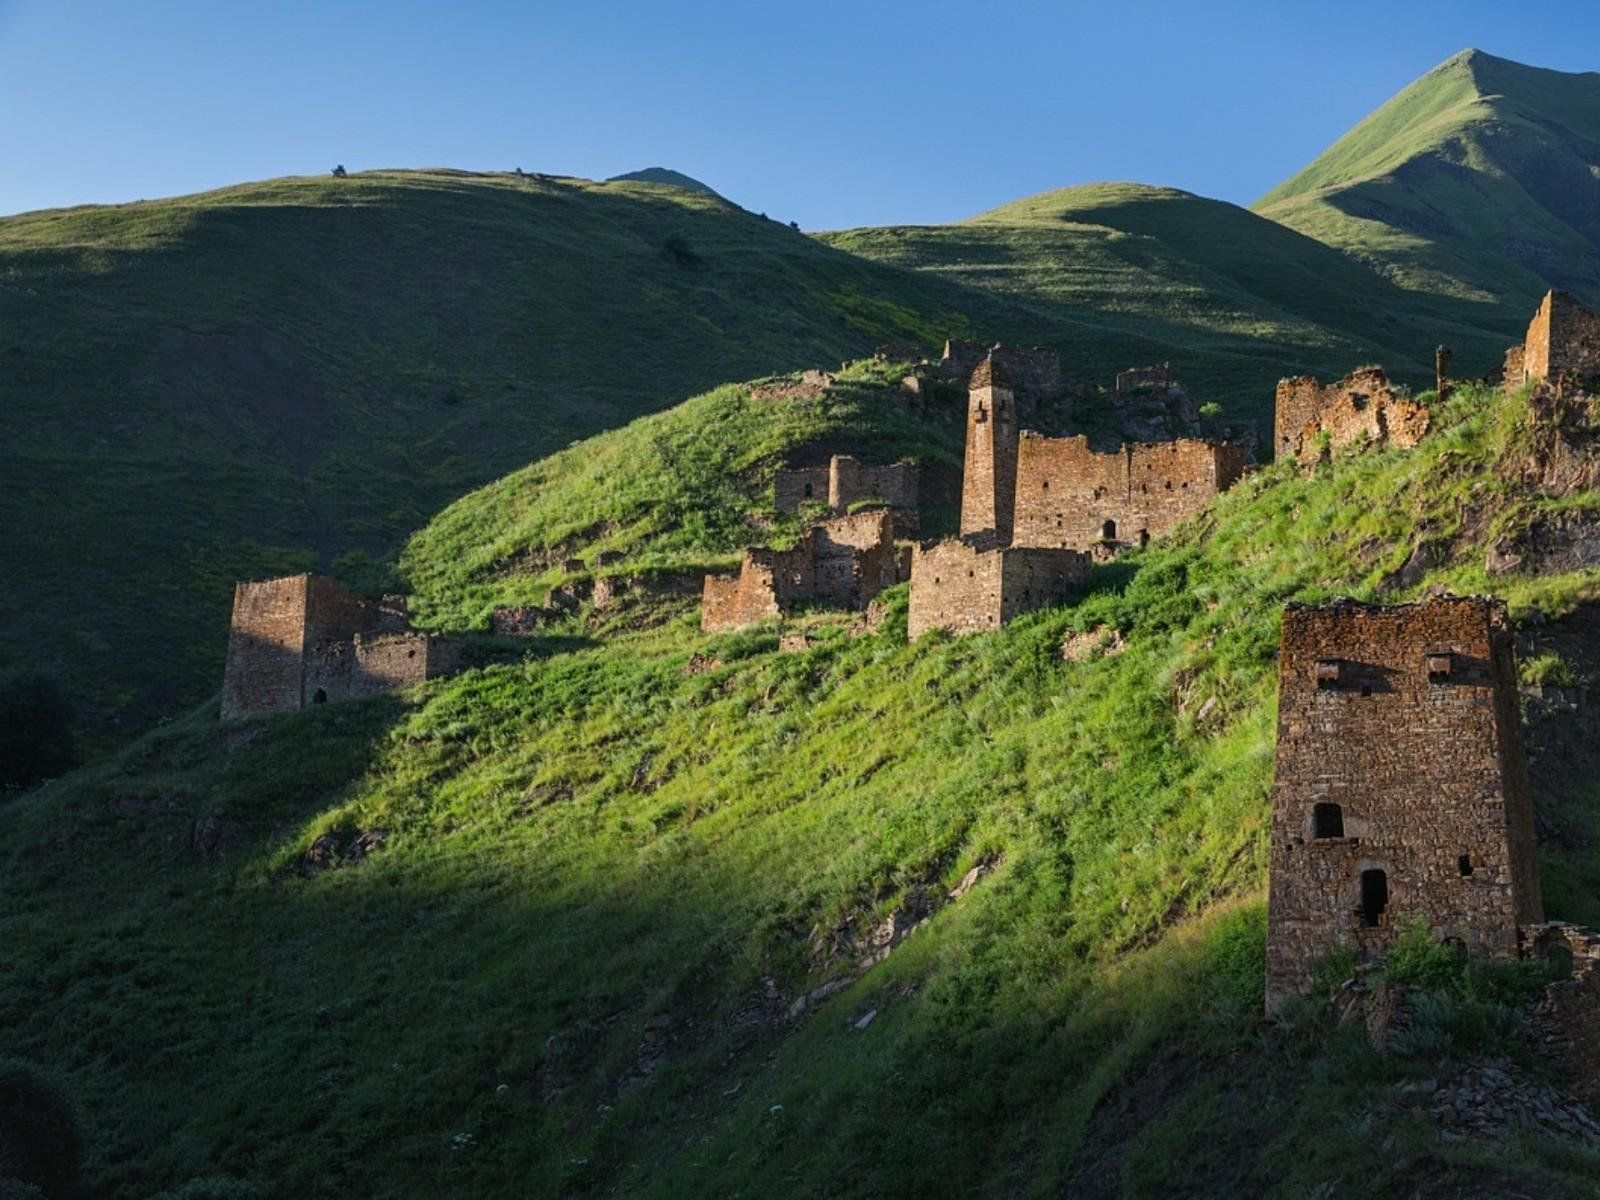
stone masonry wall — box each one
[773,455,919,530]
[959,358,1019,546]
[701,511,897,632]
[1523,923,1600,1106]
[1265,597,1543,1010]
[221,576,314,720]
[223,574,460,719]
[1114,364,1171,396]
[1524,290,1600,388]
[941,340,1060,414]
[1274,368,1430,466]
[1010,435,1244,551]
[907,539,1089,639]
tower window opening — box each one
[1458,854,1473,877]
[1313,802,1344,839]
[803,482,813,498]
[1102,519,1117,541]
[1359,869,1388,928]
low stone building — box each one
[958,355,1246,555]
[1265,596,1543,1010]
[1273,367,1431,465]
[907,539,1089,639]
[1011,433,1246,554]
[774,454,920,531]
[221,574,458,720]
[701,509,902,632]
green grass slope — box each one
[820,182,1516,424]
[1257,50,1600,308]
[5,374,1600,1198]
[0,168,990,743]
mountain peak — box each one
[604,167,721,197]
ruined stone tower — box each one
[1265,596,1543,1009]
[959,354,1019,546]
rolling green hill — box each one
[1257,50,1600,308]
[604,167,721,196]
[820,182,1518,414]
[0,168,993,745]
[5,368,1600,1198]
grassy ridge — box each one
[820,182,1517,431]
[5,377,1600,1197]
[0,168,990,743]
[1257,50,1600,307]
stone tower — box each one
[1265,596,1543,1010]
[959,354,1019,545]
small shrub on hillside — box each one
[1383,914,1465,992]
[661,234,700,267]
[1520,651,1578,687]
[0,672,75,792]
[0,1058,81,1198]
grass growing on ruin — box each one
[6,379,1600,1197]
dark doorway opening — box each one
[1102,519,1117,541]
[1313,802,1344,839]
[1360,868,1388,928]
[1458,854,1473,877]
[312,688,328,704]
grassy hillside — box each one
[604,167,721,197]
[1257,50,1600,308]
[0,168,991,744]
[820,183,1517,427]
[6,373,1600,1198]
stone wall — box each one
[907,539,1089,639]
[1523,290,1600,388]
[1265,597,1543,1010]
[959,357,1019,546]
[222,573,460,719]
[701,510,899,632]
[773,455,920,530]
[1114,364,1171,396]
[1523,922,1600,1105]
[1273,368,1430,465]
[1010,435,1245,552]
[940,340,1060,413]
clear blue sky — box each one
[2,0,1598,227]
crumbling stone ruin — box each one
[938,339,1061,409]
[221,574,460,720]
[1273,367,1431,466]
[960,356,1245,555]
[1504,290,1600,393]
[1265,597,1543,1011]
[774,454,920,531]
[1011,433,1246,555]
[907,539,1088,639]
[701,509,902,632]
[1113,364,1172,398]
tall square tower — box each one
[1265,597,1542,1008]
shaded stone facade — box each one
[773,454,920,531]
[907,538,1090,639]
[1273,367,1430,465]
[1519,290,1600,390]
[221,574,458,720]
[1523,923,1600,1106]
[701,509,901,632]
[1265,597,1543,1010]
[1011,434,1246,553]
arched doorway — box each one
[1359,869,1388,928]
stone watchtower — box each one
[959,354,1019,546]
[1265,597,1543,1009]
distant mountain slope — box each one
[1256,50,1600,307]
[0,168,985,743]
[605,166,720,196]
[821,182,1516,412]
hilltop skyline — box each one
[2,0,1599,226]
